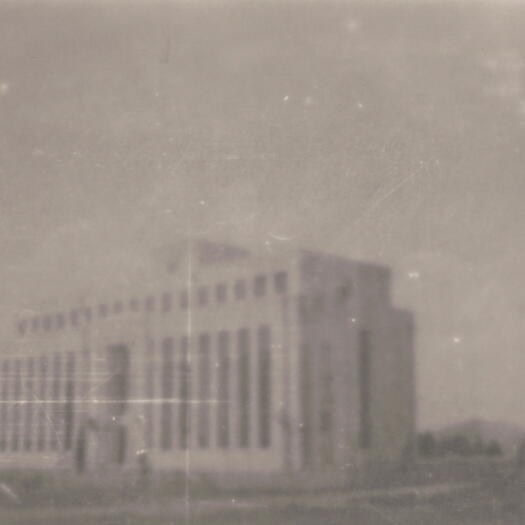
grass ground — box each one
[0,480,523,525]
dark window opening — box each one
[258,325,272,448]
[24,357,35,451]
[113,301,123,314]
[64,353,75,452]
[162,292,172,312]
[198,334,211,448]
[238,329,250,448]
[180,291,189,310]
[234,280,246,300]
[274,272,288,294]
[179,336,190,449]
[359,330,372,449]
[217,331,230,448]
[254,275,267,297]
[197,287,209,307]
[0,360,10,451]
[161,338,174,450]
[215,283,227,303]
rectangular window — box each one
[301,344,312,466]
[70,310,78,327]
[17,320,27,336]
[98,304,108,318]
[113,301,123,314]
[217,331,230,448]
[24,357,35,451]
[0,360,10,451]
[144,341,155,449]
[254,275,267,297]
[107,345,129,417]
[319,343,334,464]
[129,298,139,312]
[197,333,211,448]
[145,296,155,312]
[82,308,92,323]
[179,336,190,449]
[197,287,208,307]
[50,354,62,451]
[274,272,288,294]
[180,290,189,310]
[215,283,227,303]
[43,315,52,331]
[161,292,172,312]
[238,329,250,448]
[258,325,272,448]
[31,317,40,332]
[37,356,48,451]
[160,338,174,450]
[11,359,22,451]
[234,280,246,300]
[64,353,75,452]
[359,330,372,449]
[55,313,65,329]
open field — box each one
[0,478,524,525]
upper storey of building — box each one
[12,239,396,341]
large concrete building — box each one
[2,240,415,477]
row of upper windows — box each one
[16,271,288,337]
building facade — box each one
[2,241,415,476]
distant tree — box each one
[485,440,503,457]
[417,432,437,458]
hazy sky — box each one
[1,1,524,429]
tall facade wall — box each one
[2,242,415,476]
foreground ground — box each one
[1,479,524,525]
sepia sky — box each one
[1,1,525,430]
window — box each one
[98,304,108,318]
[257,325,272,448]
[161,292,172,312]
[50,354,62,451]
[319,343,334,464]
[82,308,92,323]
[17,320,27,336]
[31,317,40,332]
[144,340,155,449]
[129,298,139,312]
[113,301,123,314]
[215,283,227,303]
[197,334,211,448]
[217,331,230,448]
[64,353,75,452]
[178,336,190,449]
[234,280,246,300]
[55,313,65,329]
[197,287,209,307]
[37,356,48,451]
[145,296,155,313]
[107,345,129,417]
[42,315,52,331]
[336,282,352,304]
[359,330,372,449]
[180,290,189,310]
[0,360,10,451]
[238,329,250,448]
[274,272,288,294]
[24,357,35,451]
[160,338,174,450]
[301,344,312,466]
[254,275,267,297]
[11,359,21,451]
[70,310,78,327]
